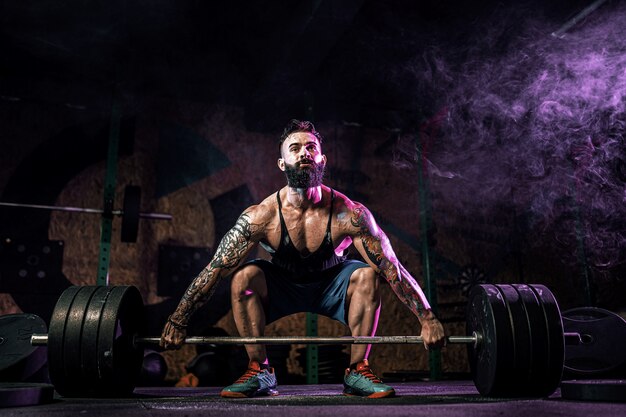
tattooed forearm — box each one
[172,267,219,324]
[171,212,257,323]
[351,205,428,320]
[387,272,428,319]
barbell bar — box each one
[0,201,172,220]
[30,334,482,347]
[29,283,583,398]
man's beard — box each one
[284,160,325,188]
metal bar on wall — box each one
[305,312,319,384]
[96,85,121,286]
[415,132,441,379]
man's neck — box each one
[285,185,323,208]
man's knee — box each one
[231,265,267,300]
[348,267,380,300]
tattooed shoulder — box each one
[349,203,374,235]
[236,205,269,238]
[349,203,384,266]
[208,207,265,270]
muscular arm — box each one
[349,204,433,321]
[168,208,263,326]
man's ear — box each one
[277,158,285,171]
[321,154,327,166]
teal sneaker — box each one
[343,359,395,398]
[220,361,279,398]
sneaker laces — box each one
[235,367,262,384]
[353,362,382,383]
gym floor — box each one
[3,381,625,416]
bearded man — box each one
[160,119,445,398]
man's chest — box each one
[265,208,338,254]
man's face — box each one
[278,132,327,189]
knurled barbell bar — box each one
[0,185,172,243]
[32,334,481,346]
[30,283,584,398]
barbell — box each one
[30,283,584,398]
[0,185,172,243]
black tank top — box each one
[260,189,346,276]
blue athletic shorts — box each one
[242,259,370,326]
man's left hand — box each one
[419,310,446,350]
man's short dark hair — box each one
[279,119,323,154]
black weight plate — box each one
[80,286,115,389]
[61,286,99,396]
[511,284,552,397]
[466,284,515,396]
[561,380,626,402]
[121,185,141,243]
[0,382,54,407]
[47,286,81,396]
[530,284,564,396]
[562,307,626,375]
[96,286,145,396]
[495,285,533,395]
[515,284,550,396]
[0,314,47,381]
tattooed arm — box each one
[160,206,265,349]
[347,203,445,348]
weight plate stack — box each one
[48,285,146,397]
[466,284,563,397]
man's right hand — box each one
[160,318,187,350]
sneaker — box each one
[343,359,395,398]
[220,361,279,398]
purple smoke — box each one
[394,2,626,271]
